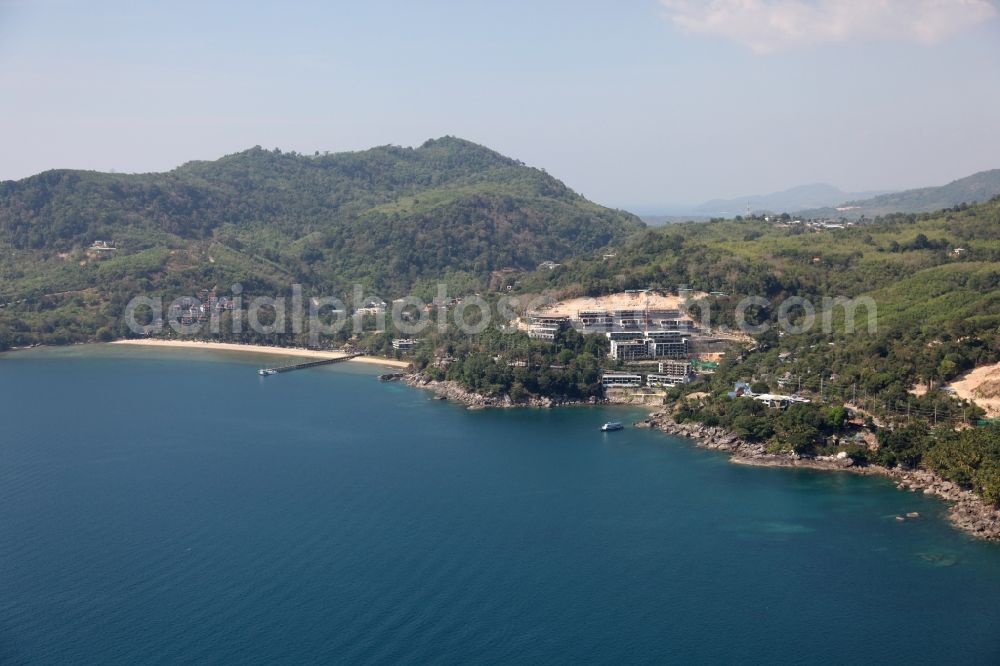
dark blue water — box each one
[1,346,999,664]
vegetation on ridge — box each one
[0,136,641,327]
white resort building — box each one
[601,373,643,388]
[526,313,570,340]
[577,307,694,333]
[646,374,683,388]
[657,360,694,382]
[607,330,689,361]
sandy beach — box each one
[110,339,411,368]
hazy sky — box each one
[2,0,999,211]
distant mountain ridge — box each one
[689,183,893,217]
[799,169,1000,219]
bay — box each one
[1,346,999,664]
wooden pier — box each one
[258,353,362,376]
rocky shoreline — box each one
[399,373,601,409]
[390,374,1000,541]
[636,411,1000,541]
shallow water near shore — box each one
[2,345,1000,664]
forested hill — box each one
[0,137,642,293]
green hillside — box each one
[519,200,1000,399]
[0,137,641,345]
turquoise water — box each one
[1,346,999,664]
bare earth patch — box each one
[533,291,688,318]
[948,363,1000,417]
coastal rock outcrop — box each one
[378,373,406,382]
[401,373,600,409]
[874,467,1000,539]
[635,413,767,458]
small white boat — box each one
[601,421,624,432]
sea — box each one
[1,345,999,664]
